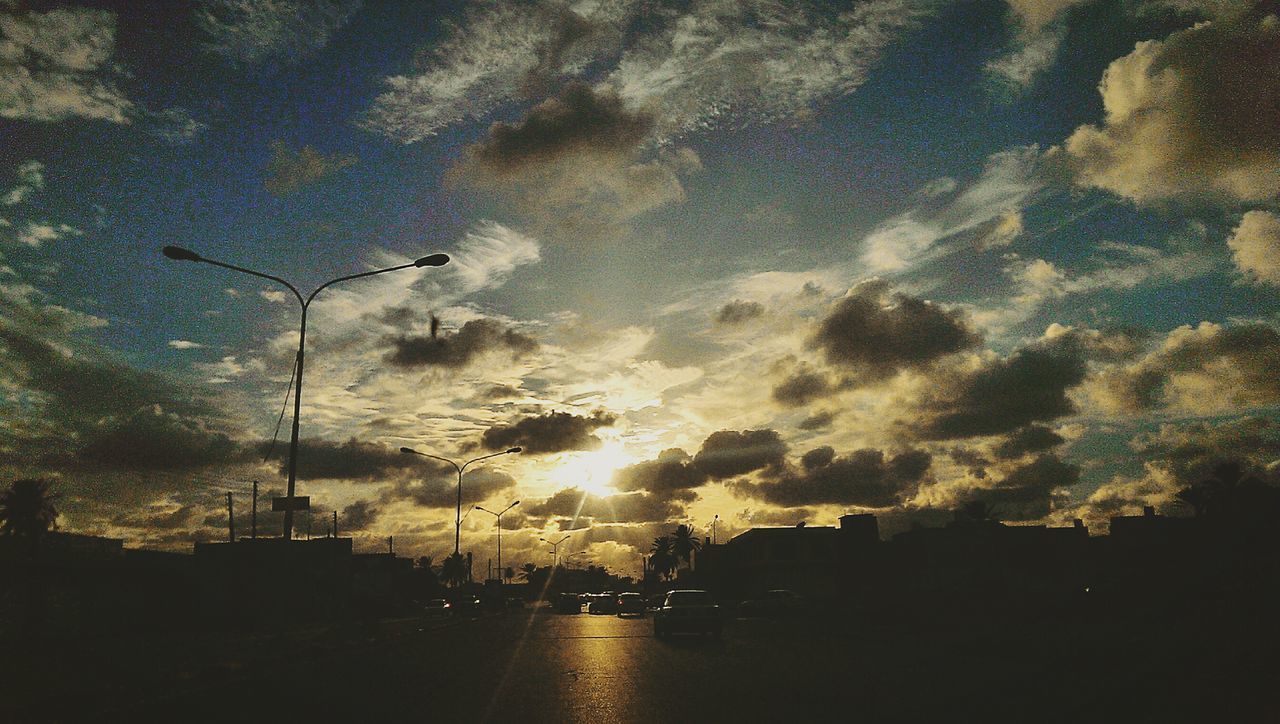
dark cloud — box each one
[914,338,1087,440]
[525,487,685,524]
[965,453,1080,521]
[798,410,836,430]
[280,439,417,481]
[772,368,833,407]
[693,429,789,479]
[992,425,1065,460]
[341,500,380,531]
[715,299,764,325]
[810,280,980,383]
[948,447,990,479]
[612,448,706,497]
[480,410,616,454]
[734,447,932,508]
[116,504,200,531]
[72,407,243,472]
[383,467,516,509]
[263,140,356,196]
[467,82,653,174]
[385,319,537,369]
[1098,323,1280,413]
[475,383,523,401]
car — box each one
[654,589,722,639]
[554,592,583,614]
[738,589,804,618]
[506,597,526,610]
[422,598,452,617]
[451,595,484,618]
[587,592,618,615]
[616,592,646,617]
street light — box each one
[162,245,449,540]
[539,534,571,568]
[475,500,519,582]
[400,446,521,555]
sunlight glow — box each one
[568,439,632,496]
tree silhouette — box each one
[519,562,538,581]
[650,536,677,581]
[0,478,59,556]
[1177,460,1276,524]
[671,524,702,570]
[955,500,1001,525]
[440,552,468,588]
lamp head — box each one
[414,253,450,268]
[162,245,202,262]
[506,447,522,454]
[400,447,417,455]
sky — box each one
[2,0,1278,576]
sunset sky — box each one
[3,0,1278,575]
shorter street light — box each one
[475,500,519,582]
[540,534,571,568]
[400,446,521,556]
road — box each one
[9,599,1279,722]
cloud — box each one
[143,107,209,146]
[13,222,81,247]
[714,300,765,325]
[466,82,653,173]
[341,499,379,531]
[861,146,1043,271]
[912,336,1088,440]
[771,366,834,407]
[964,452,1080,521]
[447,221,541,295]
[733,446,932,508]
[70,406,243,473]
[991,424,1065,460]
[798,410,836,430]
[1004,0,1091,32]
[608,0,930,143]
[385,318,538,369]
[168,340,205,350]
[985,27,1063,93]
[263,140,357,195]
[692,429,789,479]
[280,438,416,481]
[810,279,981,383]
[453,84,702,232]
[0,6,133,123]
[383,465,516,508]
[361,1,637,144]
[612,448,706,498]
[3,160,43,206]
[1060,13,1280,204]
[479,410,617,454]
[1093,322,1280,414]
[196,0,362,65]
[1227,210,1280,284]
[526,486,684,524]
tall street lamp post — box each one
[162,245,449,540]
[400,447,521,555]
[540,534,571,568]
[475,500,519,582]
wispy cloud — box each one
[197,0,363,65]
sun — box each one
[573,439,633,496]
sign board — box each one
[271,496,310,512]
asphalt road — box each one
[10,599,1279,723]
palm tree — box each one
[440,552,468,588]
[519,562,538,581]
[0,478,59,556]
[671,524,702,570]
[650,536,677,581]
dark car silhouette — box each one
[654,589,721,639]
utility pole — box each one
[227,492,235,543]
[389,536,394,555]
[251,480,258,540]
[333,510,338,538]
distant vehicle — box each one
[422,598,451,617]
[738,589,804,618]
[654,589,722,639]
[451,595,483,617]
[616,592,645,617]
[506,597,526,610]
[554,592,583,614]
[587,592,618,615]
